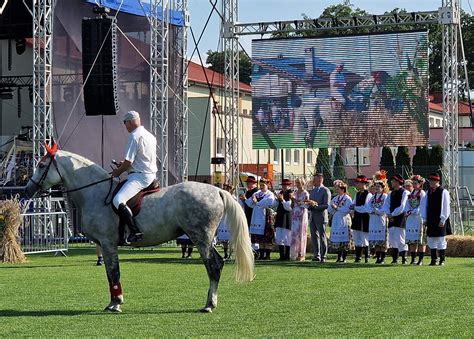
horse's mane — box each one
[58,150,109,176]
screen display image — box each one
[251,30,429,149]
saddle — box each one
[112,179,161,217]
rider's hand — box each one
[111,168,122,178]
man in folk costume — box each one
[420,173,451,266]
[351,175,372,263]
[382,174,409,264]
[274,179,293,260]
[239,176,258,228]
[245,178,276,260]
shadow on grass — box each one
[0,309,98,317]
[119,257,203,265]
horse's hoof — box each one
[200,307,212,313]
[104,304,122,313]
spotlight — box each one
[63,86,73,102]
[15,38,26,55]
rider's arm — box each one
[112,160,132,177]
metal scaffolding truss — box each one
[223,1,465,232]
[149,0,170,188]
[172,0,189,183]
[222,0,240,188]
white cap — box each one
[123,110,140,122]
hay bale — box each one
[0,198,26,263]
[446,235,474,257]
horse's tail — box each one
[219,190,254,282]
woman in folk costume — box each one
[290,177,309,262]
[367,180,389,264]
[382,174,410,265]
[328,180,353,263]
[274,178,293,261]
[350,175,372,263]
[245,178,276,260]
[404,175,427,265]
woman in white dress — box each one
[404,175,426,265]
[328,180,352,263]
[366,180,388,264]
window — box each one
[216,137,225,155]
[294,149,300,164]
[429,117,434,127]
[273,149,279,164]
[285,149,291,164]
[306,150,313,165]
[345,148,370,166]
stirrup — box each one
[126,232,144,243]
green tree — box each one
[315,148,332,183]
[380,146,395,178]
[429,144,444,171]
[395,146,411,177]
[206,50,252,84]
[333,148,346,181]
[412,146,431,186]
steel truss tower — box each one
[223,1,464,231]
[222,0,240,188]
[440,0,462,233]
[172,0,189,183]
[32,0,55,218]
[149,0,170,187]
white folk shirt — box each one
[124,126,158,174]
[245,190,276,235]
[420,188,450,224]
[381,189,409,217]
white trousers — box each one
[352,230,369,247]
[388,227,408,251]
[427,236,447,250]
[112,172,156,209]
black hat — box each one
[390,174,405,185]
[245,176,257,183]
[428,173,441,181]
[282,178,292,186]
[355,175,369,184]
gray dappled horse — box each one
[25,146,254,313]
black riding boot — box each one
[336,251,342,263]
[364,247,369,263]
[118,203,143,243]
[429,249,438,266]
[410,251,417,265]
[278,245,285,260]
[391,248,399,264]
[354,247,362,263]
[439,249,446,266]
[417,251,424,265]
[285,246,291,260]
[186,247,193,259]
[265,249,271,260]
[181,246,186,258]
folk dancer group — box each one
[222,170,451,265]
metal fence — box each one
[20,197,68,255]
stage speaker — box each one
[82,17,119,116]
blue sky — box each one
[187,0,473,63]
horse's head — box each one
[25,143,63,198]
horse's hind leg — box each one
[198,245,224,313]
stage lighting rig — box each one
[15,38,25,55]
[93,5,111,19]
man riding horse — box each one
[111,110,157,243]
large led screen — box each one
[251,30,429,149]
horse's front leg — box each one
[101,243,123,313]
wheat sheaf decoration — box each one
[0,198,26,263]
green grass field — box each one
[0,247,472,337]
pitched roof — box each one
[187,60,252,93]
[429,92,473,116]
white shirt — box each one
[420,188,451,224]
[381,189,409,217]
[124,126,157,174]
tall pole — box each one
[222,0,239,189]
[440,0,462,233]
